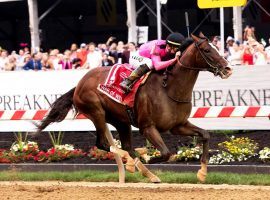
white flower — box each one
[11,145,19,152]
[55,144,74,151]
[259,147,270,162]
[177,150,183,154]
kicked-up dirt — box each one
[1,181,270,200]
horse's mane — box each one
[179,38,194,52]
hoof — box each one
[150,175,161,183]
[197,169,207,183]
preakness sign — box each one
[193,67,270,107]
[0,65,269,131]
[0,70,85,111]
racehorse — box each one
[36,32,232,182]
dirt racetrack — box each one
[1,181,270,200]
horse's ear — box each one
[191,34,199,42]
[199,32,205,38]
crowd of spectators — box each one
[0,26,269,72]
[212,25,270,66]
[0,36,138,71]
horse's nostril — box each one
[225,66,232,71]
[224,66,233,78]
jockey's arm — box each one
[151,54,177,71]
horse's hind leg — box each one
[171,121,210,183]
[82,106,135,173]
[112,122,133,156]
[111,121,160,183]
[75,92,110,151]
[110,122,137,172]
[83,111,110,151]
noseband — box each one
[178,38,222,76]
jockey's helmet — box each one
[166,32,185,48]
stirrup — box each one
[122,85,132,93]
[120,80,133,93]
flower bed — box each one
[0,131,270,165]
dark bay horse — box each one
[36,32,232,182]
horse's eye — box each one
[204,49,210,53]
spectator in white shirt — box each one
[227,42,242,66]
[254,43,267,65]
[0,50,9,71]
[16,49,26,70]
[82,42,102,70]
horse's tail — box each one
[36,87,76,133]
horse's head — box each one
[187,32,232,79]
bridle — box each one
[178,38,223,76]
[163,38,222,88]
[163,37,225,103]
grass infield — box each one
[0,170,270,185]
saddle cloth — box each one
[97,63,149,107]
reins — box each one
[194,40,220,75]
[167,95,191,103]
[163,37,221,103]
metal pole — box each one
[220,7,225,55]
[233,6,242,43]
[156,0,162,39]
[27,0,40,53]
[126,0,137,44]
[253,0,270,17]
[140,0,173,33]
[191,9,214,34]
[185,12,190,37]
[39,0,62,21]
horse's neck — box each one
[167,67,199,101]
[167,49,199,102]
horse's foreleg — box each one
[171,121,209,183]
[142,125,171,163]
[197,133,209,183]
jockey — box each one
[120,32,185,93]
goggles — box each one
[167,43,180,51]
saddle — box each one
[97,63,149,107]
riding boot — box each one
[120,64,150,93]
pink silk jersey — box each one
[138,40,177,71]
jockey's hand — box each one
[175,51,181,58]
